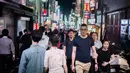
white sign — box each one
[85,0,90,3]
[88,19,95,24]
[121,19,128,24]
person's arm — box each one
[10,40,15,61]
[18,51,27,73]
[91,46,98,71]
[62,51,68,73]
[92,46,98,62]
[63,40,67,55]
[63,46,66,55]
[44,51,49,73]
[71,46,76,72]
[102,54,116,66]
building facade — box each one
[100,0,130,47]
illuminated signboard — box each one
[88,19,95,24]
[0,18,5,35]
[121,19,128,24]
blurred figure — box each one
[16,31,23,58]
[60,29,65,44]
[46,28,52,38]
[20,29,32,57]
[90,32,102,73]
[53,28,59,35]
[17,31,23,41]
[63,29,75,73]
[0,29,15,73]
[91,32,102,50]
[39,26,49,49]
[44,35,68,73]
[97,40,111,73]
[19,30,46,73]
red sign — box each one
[84,3,90,11]
[42,9,47,16]
[34,23,39,30]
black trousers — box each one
[89,58,96,73]
[67,59,74,73]
[0,54,13,73]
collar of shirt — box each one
[3,36,8,38]
[95,40,99,43]
[30,44,39,47]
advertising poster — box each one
[129,26,130,39]
[88,19,95,24]
[121,19,128,24]
[0,18,5,35]
[84,11,90,18]
[90,0,95,11]
[120,19,128,41]
[85,0,90,3]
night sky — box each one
[56,0,76,15]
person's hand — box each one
[13,55,15,61]
[71,65,75,72]
[95,64,98,71]
[102,62,109,67]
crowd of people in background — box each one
[0,24,127,73]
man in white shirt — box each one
[39,26,49,49]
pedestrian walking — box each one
[44,35,68,73]
[63,29,75,73]
[97,40,112,73]
[0,29,15,73]
[20,29,32,56]
[39,26,49,49]
[91,32,102,50]
[89,32,102,73]
[71,24,98,73]
[18,30,46,73]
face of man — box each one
[68,31,74,38]
[80,26,88,36]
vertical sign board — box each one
[0,18,5,35]
[120,19,128,41]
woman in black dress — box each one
[97,40,111,73]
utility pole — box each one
[36,0,41,26]
[100,0,104,41]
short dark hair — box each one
[90,32,98,36]
[81,24,87,27]
[24,29,27,33]
[19,31,23,36]
[68,29,75,33]
[31,30,42,42]
[50,35,60,46]
[2,29,9,36]
[103,39,110,44]
[39,26,45,33]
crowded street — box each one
[0,0,130,73]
